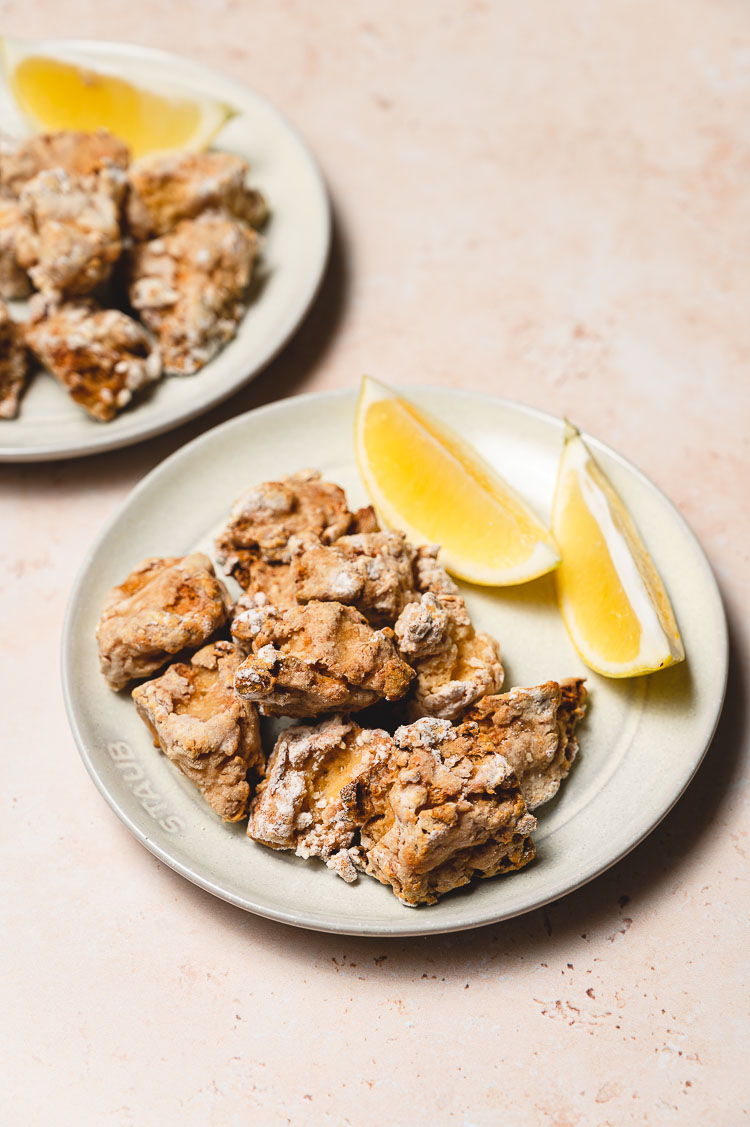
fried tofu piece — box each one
[125,149,268,240]
[0,198,31,299]
[249,713,536,905]
[392,547,504,720]
[232,600,415,717]
[96,553,233,691]
[15,166,126,297]
[0,129,129,197]
[467,679,587,809]
[132,641,262,822]
[215,470,354,591]
[0,301,31,419]
[248,715,394,880]
[360,717,536,906]
[25,302,162,421]
[290,530,419,627]
[395,591,504,720]
[128,211,257,375]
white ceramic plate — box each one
[0,39,330,461]
[62,389,728,936]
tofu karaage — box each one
[467,679,587,809]
[126,149,268,240]
[133,640,262,822]
[25,302,162,421]
[232,599,415,717]
[16,166,126,298]
[96,553,232,691]
[0,129,129,197]
[128,211,257,375]
[215,469,355,595]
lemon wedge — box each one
[354,376,560,585]
[1,38,235,157]
[551,424,684,677]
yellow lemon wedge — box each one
[354,376,560,585]
[552,423,685,677]
[1,38,236,157]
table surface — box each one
[2,3,748,1124]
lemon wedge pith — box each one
[354,376,560,585]
[552,424,684,677]
[1,38,235,157]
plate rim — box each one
[60,387,730,936]
[0,37,331,463]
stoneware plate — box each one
[0,39,330,461]
[62,388,728,936]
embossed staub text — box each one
[107,742,185,833]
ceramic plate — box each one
[0,39,330,462]
[61,389,728,936]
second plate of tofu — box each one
[0,39,330,460]
[61,388,728,936]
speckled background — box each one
[1,1,748,1123]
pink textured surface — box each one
[1,3,748,1124]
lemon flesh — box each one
[354,377,560,585]
[5,53,232,157]
[552,426,684,677]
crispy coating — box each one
[15,166,126,297]
[0,301,31,419]
[0,198,31,299]
[248,713,537,905]
[25,302,162,421]
[215,470,354,589]
[395,591,504,720]
[126,149,268,239]
[128,211,257,375]
[96,552,232,691]
[359,717,536,906]
[291,530,419,626]
[232,600,415,717]
[413,543,460,596]
[232,564,299,614]
[467,679,587,809]
[0,129,129,197]
[132,641,262,822]
[349,505,379,535]
[248,715,394,881]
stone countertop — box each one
[2,2,748,1124]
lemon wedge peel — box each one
[0,38,237,157]
[552,424,685,678]
[354,376,561,586]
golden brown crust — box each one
[466,679,587,809]
[359,718,536,906]
[96,553,233,691]
[0,198,32,299]
[128,211,257,375]
[248,713,536,905]
[25,302,161,421]
[0,129,129,197]
[0,302,31,419]
[395,591,504,720]
[348,505,379,534]
[291,530,419,626]
[126,149,268,239]
[248,716,393,880]
[215,470,355,588]
[15,166,126,297]
[133,641,262,822]
[232,600,415,717]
